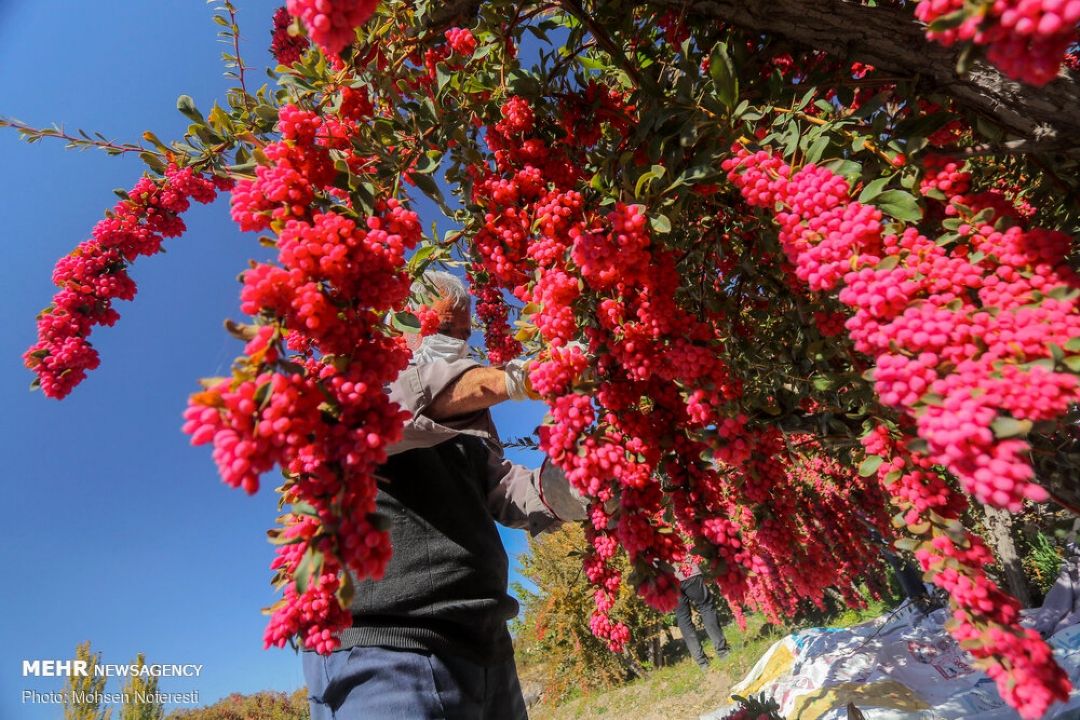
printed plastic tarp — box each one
[702,553,1080,720]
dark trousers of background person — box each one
[675,575,729,668]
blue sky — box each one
[0,2,548,716]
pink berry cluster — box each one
[25,164,226,399]
[916,0,1080,84]
[469,271,522,365]
[185,98,422,655]
[725,145,1078,718]
[285,0,377,58]
[724,146,1079,512]
[460,94,894,651]
[444,27,477,57]
[270,6,310,65]
[863,424,1071,718]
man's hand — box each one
[504,358,541,401]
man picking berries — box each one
[301,270,587,719]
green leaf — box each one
[176,95,205,123]
[906,437,929,454]
[409,171,451,214]
[414,151,442,175]
[804,135,830,164]
[650,214,671,234]
[667,165,713,192]
[1047,286,1080,301]
[266,528,304,546]
[858,455,884,477]
[795,87,817,111]
[635,164,666,197]
[575,54,607,72]
[407,244,439,274]
[336,572,355,608]
[907,520,930,535]
[991,416,1033,439]
[254,380,273,409]
[873,190,923,223]
[784,125,799,156]
[928,9,967,32]
[472,42,496,61]
[292,501,319,517]
[294,546,324,596]
[391,310,422,333]
[708,42,739,112]
[139,151,166,175]
[893,537,921,552]
[435,63,453,94]
[1066,337,1080,352]
[857,176,891,204]
[823,159,861,179]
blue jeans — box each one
[302,645,528,719]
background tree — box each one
[165,689,308,720]
[119,653,163,720]
[62,641,112,720]
[512,523,673,702]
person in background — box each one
[301,270,587,720]
[675,559,730,669]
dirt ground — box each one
[527,664,734,720]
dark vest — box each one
[336,434,518,664]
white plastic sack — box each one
[704,600,1080,720]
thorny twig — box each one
[0,117,156,156]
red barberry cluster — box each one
[466,96,892,650]
[25,165,225,399]
[863,423,1071,718]
[185,99,422,654]
[725,146,1079,511]
[444,26,477,57]
[469,271,522,365]
[270,6,310,65]
[286,0,377,57]
[725,145,1077,718]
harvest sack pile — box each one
[705,551,1080,720]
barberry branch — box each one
[0,117,155,157]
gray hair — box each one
[410,270,470,312]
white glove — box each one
[503,358,536,401]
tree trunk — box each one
[984,505,1034,609]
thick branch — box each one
[660,0,1080,153]
[429,0,1080,152]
